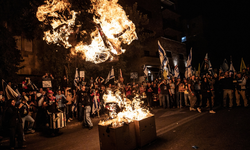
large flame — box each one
[99,90,153,127]
[36,0,137,63]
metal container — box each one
[98,122,137,150]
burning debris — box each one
[36,0,137,64]
[99,89,153,128]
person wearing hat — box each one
[44,90,62,136]
[44,90,57,113]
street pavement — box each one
[1,106,250,150]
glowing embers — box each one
[99,90,153,128]
[36,0,137,64]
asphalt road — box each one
[1,106,250,150]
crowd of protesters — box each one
[1,68,250,149]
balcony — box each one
[163,19,182,32]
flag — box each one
[186,48,192,78]
[221,59,229,72]
[208,60,213,75]
[30,80,39,91]
[229,59,236,76]
[2,79,18,100]
[105,71,111,84]
[204,53,209,70]
[158,41,166,64]
[143,65,148,77]
[15,88,22,100]
[110,66,115,80]
[197,63,201,76]
[105,66,115,84]
[163,69,168,79]
[119,69,123,78]
[158,41,168,70]
[174,65,180,78]
[74,68,79,87]
[240,58,246,72]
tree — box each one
[0,25,24,82]
[0,0,44,82]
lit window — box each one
[181,36,186,42]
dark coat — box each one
[4,106,22,128]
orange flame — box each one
[99,90,152,127]
[36,0,137,63]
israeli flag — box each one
[158,41,168,70]
[143,65,148,77]
[74,68,79,87]
[110,66,115,80]
[105,66,115,84]
[221,59,229,72]
[229,60,236,76]
[30,80,39,91]
[2,79,18,100]
[174,65,180,78]
[105,71,111,84]
[208,60,213,75]
[204,53,209,70]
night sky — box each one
[179,0,250,71]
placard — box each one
[80,71,85,77]
[130,72,138,79]
[42,81,52,88]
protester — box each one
[220,71,234,108]
[44,90,62,136]
[65,88,75,122]
[20,97,35,134]
[146,82,153,107]
[81,86,93,130]
[235,73,248,107]
[201,77,216,113]
[188,75,201,112]
[91,89,101,117]
[5,99,26,149]
[77,86,88,122]
[159,79,171,108]
[169,79,175,108]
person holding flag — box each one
[2,79,18,101]
[174,65,180,78]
